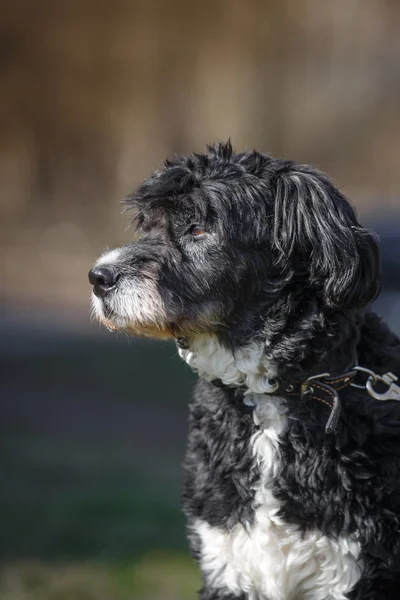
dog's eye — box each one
[188,225,207,238]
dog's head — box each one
[89,142,380,351]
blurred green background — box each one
[1,1,400,598]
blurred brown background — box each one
[1,1,400,599]
[2,0,400,316]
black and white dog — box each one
[89,142,400,599]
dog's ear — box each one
[272,167,380,309]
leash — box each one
[285,367,400,434]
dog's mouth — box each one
[91,290,175,339]
[90,286,223,342]
[101,317,175,340]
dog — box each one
[89,141,400,599]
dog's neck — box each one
[177,308,364,393]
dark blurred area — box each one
[1,1,399,598]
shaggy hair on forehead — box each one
[126,142,380,309]
[89,141,400,599]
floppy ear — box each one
[273,167,380,309]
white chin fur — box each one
[90,292,105,320]
[179,334,278,395]
[90,277,167,330]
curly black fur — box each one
[90,142,400,599]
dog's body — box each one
[89,143,400,599]
[182,318,400,600]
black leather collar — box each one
[283,370,358,434]
[211,370,358,434]
[177,333,400,434]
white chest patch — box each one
[193,395,362,600]
[178,335,279,395]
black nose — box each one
[88,266,119,297]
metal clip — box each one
[351,366,377,389]
[366,371,400,402]
[301,372,330,397]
